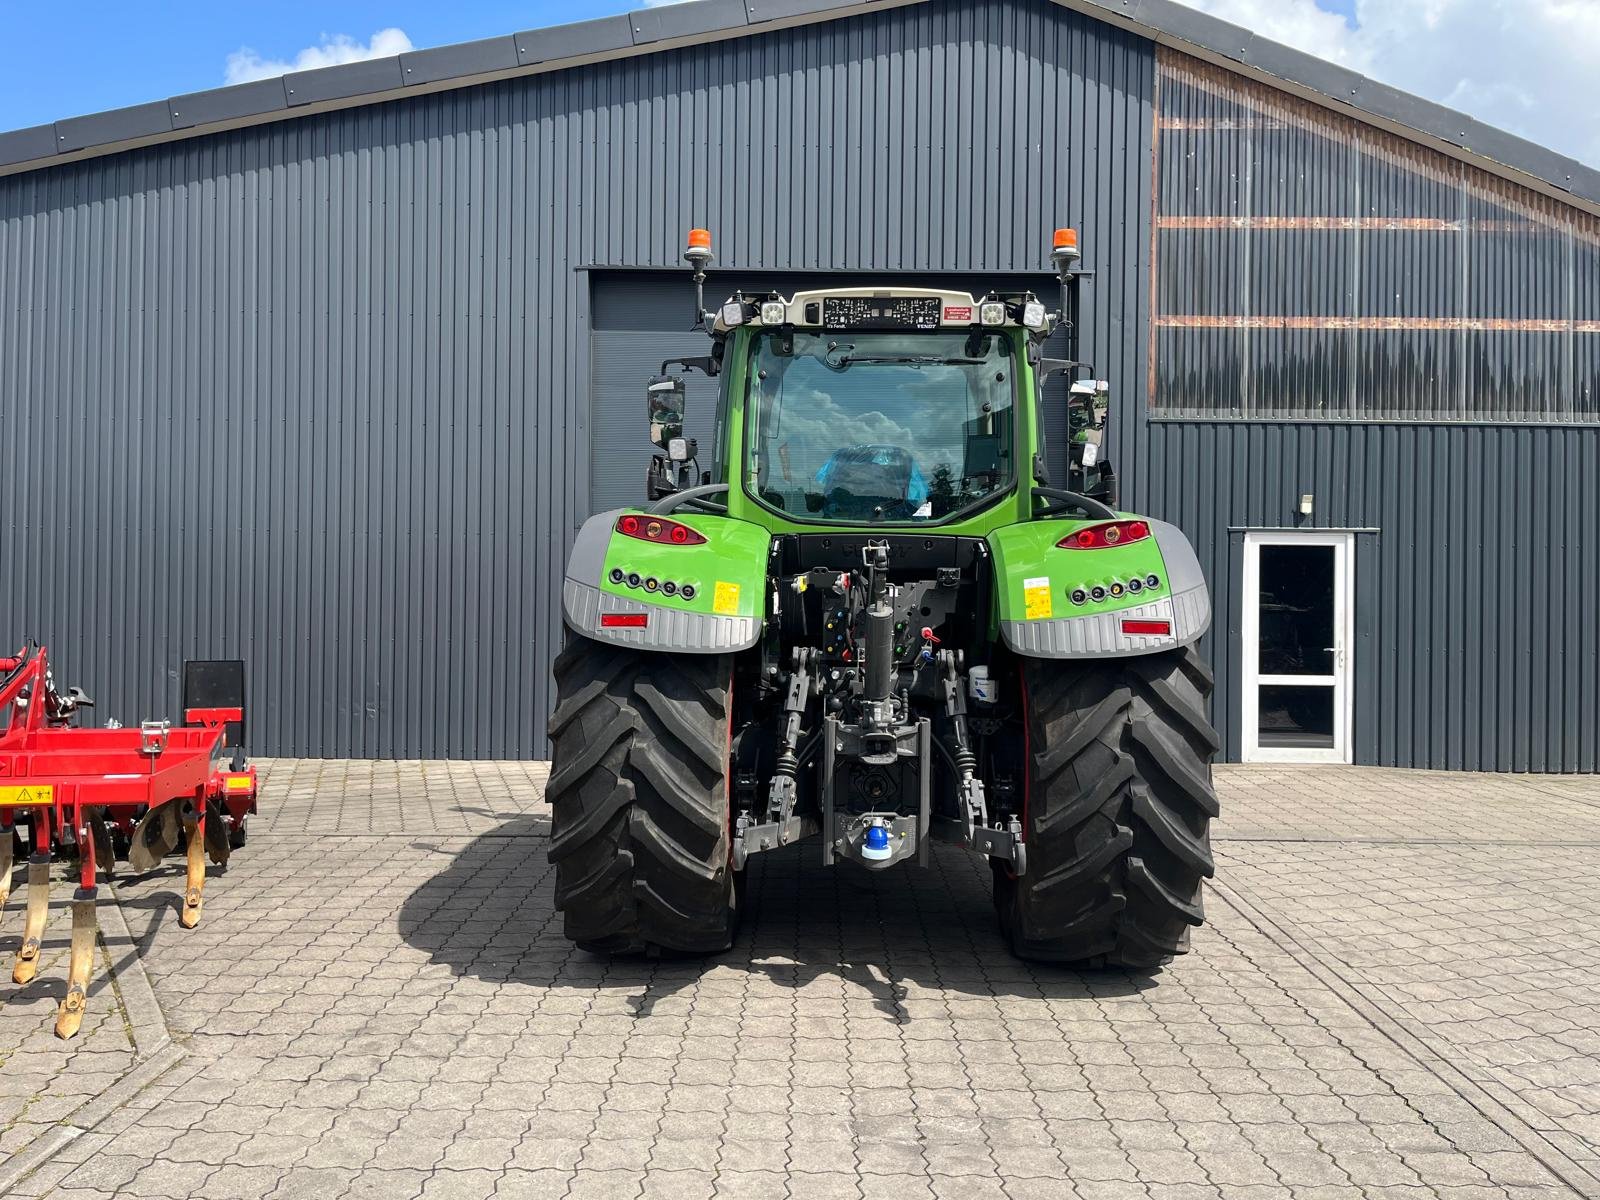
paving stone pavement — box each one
[0,760,1596,1199]
[1215,766,1600,1188]
[0,857,138,1166]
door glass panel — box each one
[1258,545,1334,675]
[1257,684,1335,748]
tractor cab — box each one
[646,231,1114,518]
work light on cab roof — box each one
[547,219,1217,972]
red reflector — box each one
[600,613,649,629]
[1121,619,1171,637]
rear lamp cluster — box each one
[616,515,706,546]
[1056,520,1150,550]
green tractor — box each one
[547,228,1218,966]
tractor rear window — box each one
[746,331,1016,523]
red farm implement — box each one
[0,644,258,1038]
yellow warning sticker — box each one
[224,775,254,792]
[1023,576,1053,621]
[713,581,742,616]
[0,784,54,807]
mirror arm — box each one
[1050,267,1095,381]
[1038,357,1090,381]
[691,266,711,332]
[659,356,720,379]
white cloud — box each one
[225,28,414,85]
[1171,0,1600,167]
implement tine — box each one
[13,855,49,985]
[0,827,12,918]
[54,889,97,1039]
[179,806,205,929]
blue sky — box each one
[0,0,1590,167]
[0,1,635,127]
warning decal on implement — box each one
[1023,576,1053,621]
[713,581,741,615]
[0,785,54,807]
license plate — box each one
[0,784,54,807]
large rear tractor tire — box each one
[997,646,1220,968]
[546,631,738,955]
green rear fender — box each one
[986,517,1211,658]
[563,509,771,652]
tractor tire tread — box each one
[1002,644,1218,968]
[547,628,735,955]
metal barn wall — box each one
[1133,421,1600,772]
[0,0,1155,757]
[1134,48,1600,772]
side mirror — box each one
[1069,379,1110,434]
[647,375,686,450]
[1067,380,1116,506]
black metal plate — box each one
[781,534,985,573]
[821,295,941,331]
[182,660,247,748]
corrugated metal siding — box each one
[1133,47,1600,772]
[1154,50,1600,423]
[0,0,1154,757]
[1137,421,1600,773]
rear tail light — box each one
[1121,619,1171,636]
[1057,520,1150,550]
[616,515,707,546]
[600,613,649,629]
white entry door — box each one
[1241,531,1354,764]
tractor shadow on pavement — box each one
[397,816,1158,1017]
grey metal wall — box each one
[0,0,1155,757]
[1133,421,1600,772]
[1132,48,1600,772]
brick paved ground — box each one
[0,861,136,1164]
[1,761,1596,1199]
